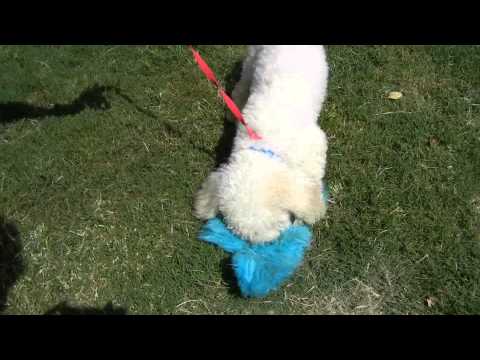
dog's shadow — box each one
[0,217,25,312]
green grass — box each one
[0,45,479,314]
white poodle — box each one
[194,45,329,243]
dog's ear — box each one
[269,170,327,225]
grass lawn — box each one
[0,45,479,315]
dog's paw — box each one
[294,183,328,225]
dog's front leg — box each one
[193,171,222,220]
[285,177,328,226]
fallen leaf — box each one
[429,137,440,146]
[388,91,403,100]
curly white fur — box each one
[194,45,329,243]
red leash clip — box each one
[189,46,262,141]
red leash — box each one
[189,46,262,141]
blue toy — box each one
[198,184,329,298]
[199,218,312,298]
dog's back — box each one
[242,45,329,136]
[194,45,330,244]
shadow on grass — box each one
[0,217,25,312]
[220,257,242,297]
[0,83,186,142]
[110,87,184,140]
[0,84,112,124]
[45,301,127,315]
[195,61,245,294]
[212,60,243,169]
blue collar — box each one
[248,145,282,161]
